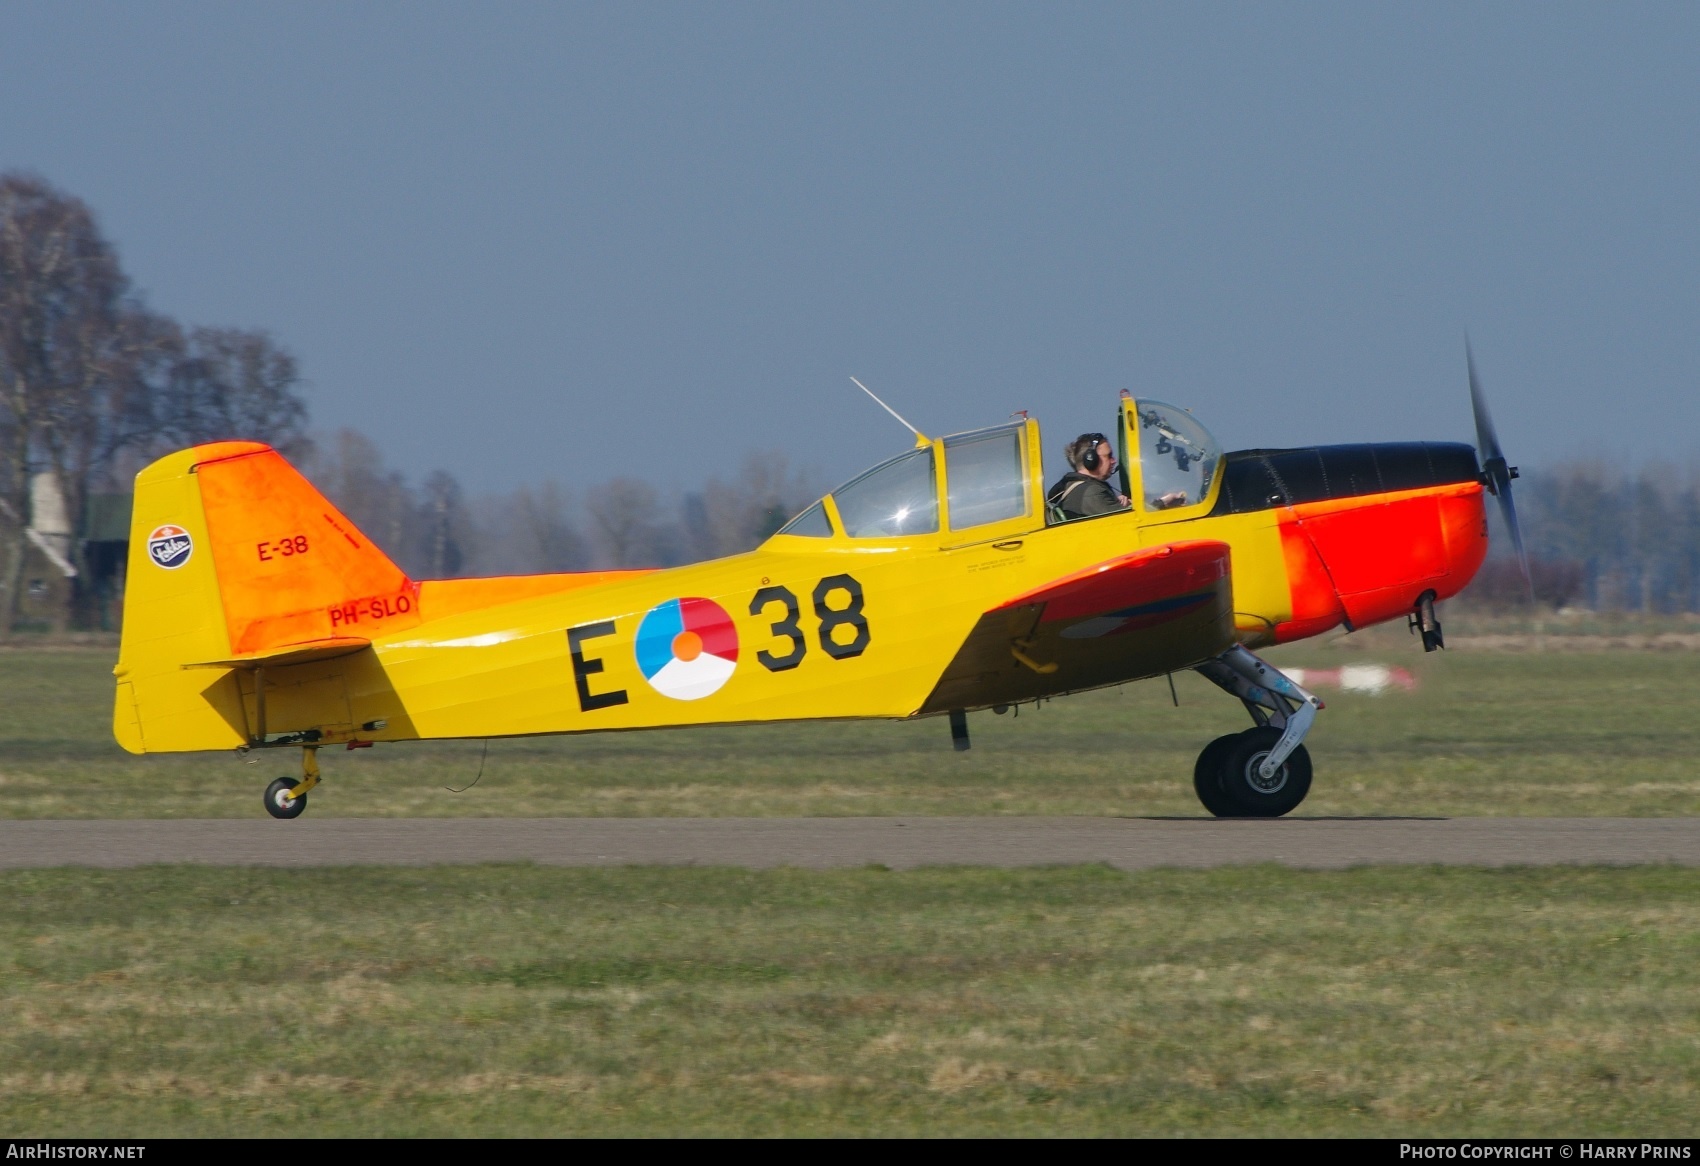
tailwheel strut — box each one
[1190,646,1324,817]
[263,746,320,820]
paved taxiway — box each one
[2,817,1698,869]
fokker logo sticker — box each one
[147,524,194,570]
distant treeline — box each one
[2,170,1687,631]
[1463,464,1700,613]
[329,441,1700,617]
[302,429,819,579]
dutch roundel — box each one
[635,597,740,700]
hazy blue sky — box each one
[2,2,1696,493]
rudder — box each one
[194,443,418,652]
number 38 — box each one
[748,574,870,672]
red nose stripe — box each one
[1274,521,1345,644]
[1274,482,1487,639]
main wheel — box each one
[263,777,308,820]
[1216,726,1312,818]
[1192,734,1243,817]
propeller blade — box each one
[1466,341,1534,603]
[1466,340,1502,466]
[1495,474,1535,603]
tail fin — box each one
[114,441,416,753]
[192,442,418,652]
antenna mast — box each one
[849,377,925,441]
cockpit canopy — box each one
[780,421,1033,539]
[832,446,938,537]
[774,399,1222,541]
[1129,400,1219,512]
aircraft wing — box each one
[918,539,1235,714]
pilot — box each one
[1047,433,1131,520]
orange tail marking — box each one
[195,445,421,654]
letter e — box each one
[568,621,628,712]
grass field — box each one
[3,863,1697,1136]
[3,640,1699,818]
[4,635,1699,1137]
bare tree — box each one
[300,431,477,578]
[513,481,589,572]
[1674,479,1700,613]
[684,450,820,560]
[0,172,314,631]
[1629,470,1670,612]
[679,490,716,563]
[0,173,163,635]
[421,469,469,577]
[155,326,309,458]
[1526,462,1616,609]
[304,428,417,565]
[586,476,662,567]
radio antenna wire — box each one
[849,376,924,440]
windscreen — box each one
[831,447,939,537]
[776,500,833,537]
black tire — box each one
[1192,733,1243,817]
[1217,726,1312,818]
[263,777,307,820]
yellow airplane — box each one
[113,371,1522,819]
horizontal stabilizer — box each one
[183,636,371,671]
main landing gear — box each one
[263,746,321,820]
[1190,646,1323,818]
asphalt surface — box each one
[2,817,1699,869]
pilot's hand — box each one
[1155,490,1188,509]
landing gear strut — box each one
[1410,589,1444,652]
[263,746,320,820]
[1190,646,1323,817]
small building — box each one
[0,475,131,632]
[82,491,132,630]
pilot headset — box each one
[1077,433,1108,472]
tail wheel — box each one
[263,777,308,820]
[1218,726,1312,818]
[1192,734,1243,817]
